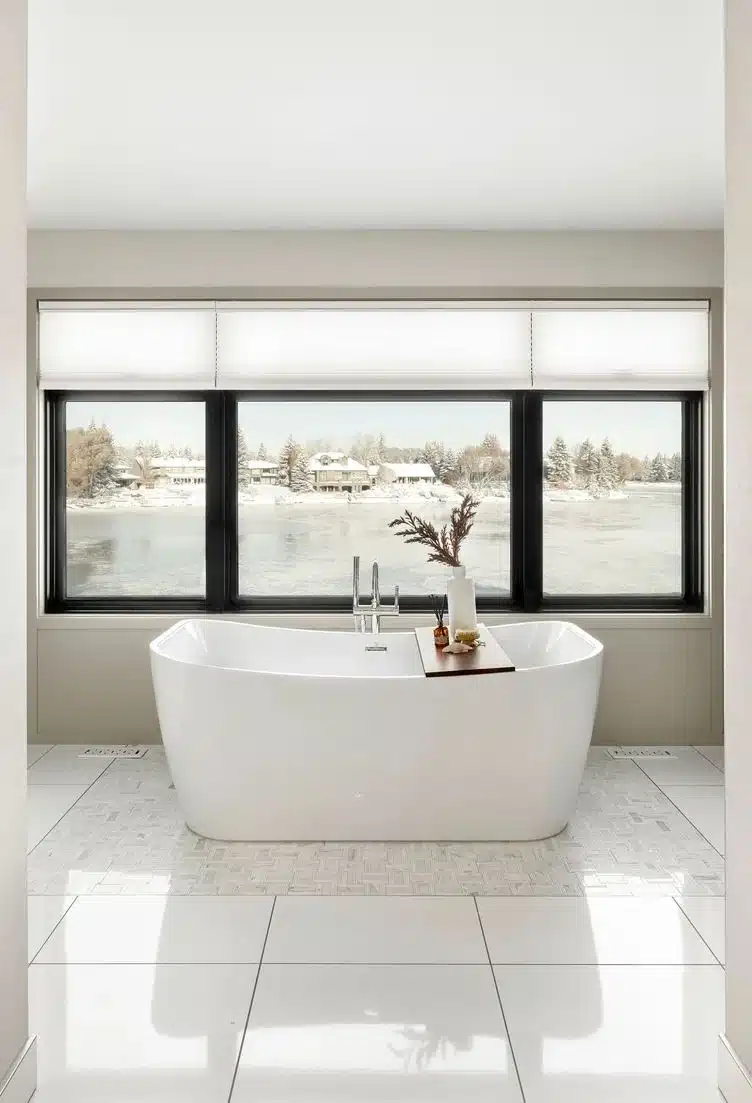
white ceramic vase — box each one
[447,565,477,641]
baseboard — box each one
[0,1038,36,1103]
[720,1036,752,1102]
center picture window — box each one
[236,398,512,598]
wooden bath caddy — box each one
[414,624,516,677]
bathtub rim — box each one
[150,617,603,679]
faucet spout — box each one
[352,555,399,634]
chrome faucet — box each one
[352,556,399,633]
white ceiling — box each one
[27,0,724,231]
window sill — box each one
[36,609,713,632]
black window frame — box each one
[45,388,704,615]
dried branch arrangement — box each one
[388,493,479,568]
[429,593,447,628]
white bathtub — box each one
[150,619,603,842]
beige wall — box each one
[28,228,723,290]
[37,613,714,747]
[0,0,33,1097]
[723,0,752,1084]
[27,229,723,748]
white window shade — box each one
[38,303,217,389]
[215,305,532,389]
[531,305,710,390]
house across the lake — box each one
[148,458,206,486]
[309,452,371,493]
[245,460,280,485]
[377,462,437,485]
[111,463,140,488]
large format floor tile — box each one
[30,963,257,1103]
[495,964,725,1103]
[696,746,724,772]
[477,898,717,965]
[677,897,725,964]
[630,747,724,788]
[28,744,53,767]
[662,787,725,856]
[27,745,114,786]
[28,785,89,852]
[35,895,274,964]
[232,963,523,1101]
[265,895,487,963]
[28,895,76,962]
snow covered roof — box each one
[149,458,205,470]
[246,460,279,470]
[380,462,436,478]
[309,452,368,472]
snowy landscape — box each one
[63,415,683,598]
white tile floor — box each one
[26,743,727,1101]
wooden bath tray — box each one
[414,624,516,677]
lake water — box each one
[66,486,681,598]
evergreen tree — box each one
[134,439,162,486]
[546,436,574,486]
[574,438,599,489]
[596,438,618,492]
[290,451,314,493]
[481,432,502,457]
[237,428,251,488]
[438,448,458,483]
[257,442,268,461]
[668,451,682,481]
[649,453,669,482]
[279,435,313,491]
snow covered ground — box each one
[66,478,666,512]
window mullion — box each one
[521,392,543,611]
[682,395,703,608]
[205,392,228,612]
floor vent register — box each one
[607,747,677,760]
[77,746,149,759]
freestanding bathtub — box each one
[150,619,602,842]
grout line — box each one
[27,745,54,769]
[630,760,725,861]
[226,896,276,1103]
[28,894,78,965]
[673,897,724,966]
[474,896,527,1103]
[693,746,724,772]
[27,758,117,859]
[25,959,724,969]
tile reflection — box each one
[30,963,257,1102]
[233,964,523,1100]
[495,964,724,1102]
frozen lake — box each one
[66,486,681,598]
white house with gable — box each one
[378,462,437,485]
[309,452,371,493]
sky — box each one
[67,397,682,457]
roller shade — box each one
[38,302,217,389]
[215,304,532,389]
[531,304,710,390]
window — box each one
[542,398,686,597]
[41,299,708,615]
[49,396,206,604]
[236,397,511,600]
